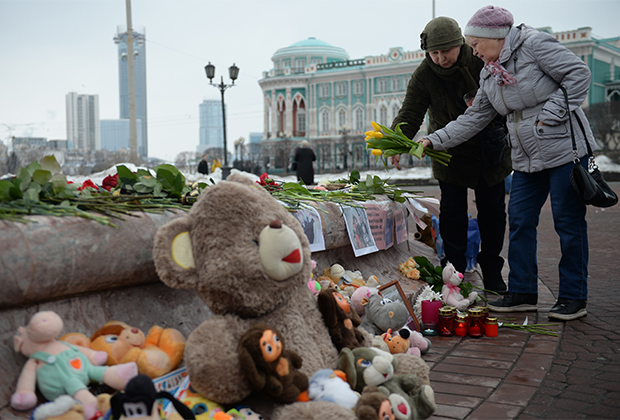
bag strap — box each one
[559,85,594,163]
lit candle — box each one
[421,300,442,333]
[455,313,468,337]
[467,308,484,338]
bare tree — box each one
[585,102,620,154]
[174,151,201,174]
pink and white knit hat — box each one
[464,5,514,39]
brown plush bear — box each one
[317,288,365,351]
[153,173,429,420]
[238,323,308,404]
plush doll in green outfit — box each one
[11,311,138,420]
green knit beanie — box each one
[420,16,465,52]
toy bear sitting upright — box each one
[153,174,430,420]
[441,263,478,311]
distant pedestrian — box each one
[211,158,222,173]
[293,140,316,185]
[198,155,209,175]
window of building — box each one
[392,104,400,121]
[338,108,347,129]
[297,110,306,133]
[354,107,364,131]
[391,78,400,92]
[295,59,305,73]
[321,109,330,133]
[320,85,330,98]
[353,80,364,96]
[379,106,388,126]
[377,79,387,93]
[336,82,346,97]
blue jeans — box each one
[507,158,588,300]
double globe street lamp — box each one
[204,62,239,179]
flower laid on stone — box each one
[365,121,452,166]
[0,156,202,226]
[398,256,421,280]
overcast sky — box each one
[1,0,619,162]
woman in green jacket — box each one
[390,16,512,293]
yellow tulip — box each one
[371,149,383,156]
[372,131,383,139]
[371,121,381,132]
[365,130,375,137]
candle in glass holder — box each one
[455,313,468,337]
[421,300,442,334]
[437,306,456,336]
[467,307,484,338]
[484,317,499,337]
[475,306,489,322]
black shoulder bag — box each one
[560,86,618,207]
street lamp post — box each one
[204,62,239,179]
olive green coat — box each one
[391,44,511,188]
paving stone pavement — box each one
[410,181,620,420]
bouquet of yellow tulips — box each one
[365,122,452,166]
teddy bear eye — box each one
[273,334,280,344]
[105,335,118,343]
[380,298,393,306]
[265,344,273,354]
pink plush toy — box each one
[441,263,478,311]
[11,311,139,420]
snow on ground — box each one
[67,164,434,187]
[4,155,619,186]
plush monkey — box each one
[355,385,396,420]
[237,323,308,404]
[317,289,366,351]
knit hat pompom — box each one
[464,5,514,39]
[420,17,465,52]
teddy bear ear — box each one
[153,216,198,289]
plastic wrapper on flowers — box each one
[365,121,452,167]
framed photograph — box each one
[378,280,420,331]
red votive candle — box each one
[437,306,456,336]
[455,313,468,337]
[467,308,484,338]
[484,317,499,337]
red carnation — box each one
[77,179,97,191]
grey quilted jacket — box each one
[426,24,597,173]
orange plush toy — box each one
[61,321,185,379]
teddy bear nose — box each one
[131,328,139,334]
[270,220,282,229]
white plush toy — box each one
[441,263,478,311]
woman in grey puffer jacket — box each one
[421,5,596,321]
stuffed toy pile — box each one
[153,174,434,420]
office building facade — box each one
[100,119,144,152]
[66,92,100,151]
[114,25,148,157]
[198,99,225,154]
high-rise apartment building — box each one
[198,99,225,154]
[65,92,100,151]
[114,25,148,157]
